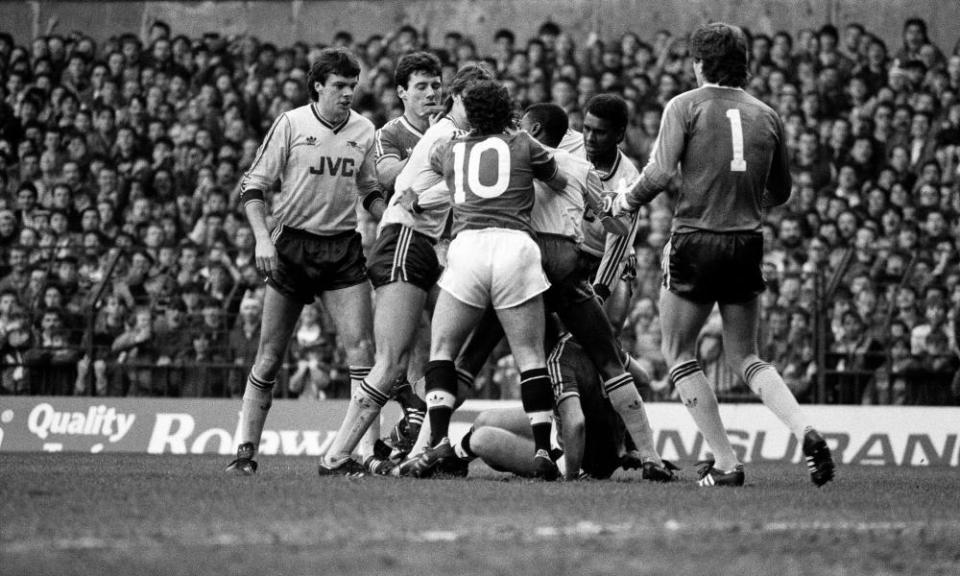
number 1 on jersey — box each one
[725,109,747,172]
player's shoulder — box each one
[558,129,586,158]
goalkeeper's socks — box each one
[743,358,809,440]
[670,360,739,472]
[520,368,554,453]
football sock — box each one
[349,366,378,458]
[454,428,477,461]
[392,378,427,427]
[743,358,810,440]
[239,370,275,456]
[456,367,475,397]
[670,360,739,472]
[324,378,389,465]
[424,360,457,446]
[603,373,662,465]
[520,368,553,453]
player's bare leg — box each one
[227,285,303,474]
[558,297,663,468]
[495,295,559,479]
[719,298,834,486]
[323,281,427,469]
[465,408,542,476]
[405,291,486,477]
[659,289,741,477]
[404,309,502,461]
[322,283,377,461]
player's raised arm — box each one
[623,97,686,210]
[764,113,793,208]
[528,133,566,191]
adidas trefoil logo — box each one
[306,136,317,145]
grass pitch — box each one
[1,454,958,576]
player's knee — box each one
[467,426,498,457]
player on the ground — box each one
[451,333,676,480]
[225,48,385,475]
[318,63,493,475]
[608,22,835,487]
[410,80,567,480]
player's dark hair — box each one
[394,51,442,90]
[524,103,568,148]
[584,93,629,132]
[464,80,512,136]
[442,62,494,115]
[689,22,749,87]
[307,48,361,101]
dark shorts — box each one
[268,226,368,304]
[538,235,595,310]
[367,224,442,291]
[577,250,603,282]
[662,230,766,305]
[550,336,622,479]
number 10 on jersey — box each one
[452,138,511,202]
[726,109,747,172]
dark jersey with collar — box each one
[430,130,558,237]
[628,85,791,233]
[375,115,425,195]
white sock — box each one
[744,359,810,440]
[238,370,275,455]
[324,378,389,465]
[349,367,378,458]
[603,373,662,465]
[670,360,739,471]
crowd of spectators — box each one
[0,15,958,404]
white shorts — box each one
[438,229,550,309]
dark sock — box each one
[424,360,457,445]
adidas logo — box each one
[306,136,317,145]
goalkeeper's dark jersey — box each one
[628,84,791,233]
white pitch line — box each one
[3,520,959,553]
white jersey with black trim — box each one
[581,149,640,256]
[240,104,380,235]
[532,147,594,242]
[590,150,643,292]
[379,116,463,241]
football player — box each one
[226,48,385,475]
[608,23,835,487]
